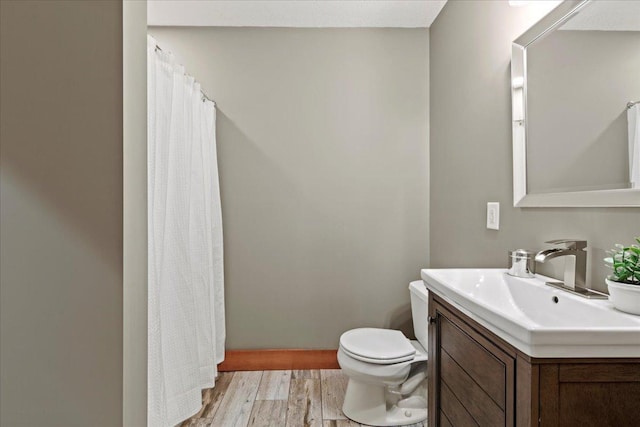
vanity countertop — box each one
[421,268,640,358]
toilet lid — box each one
[339,328,416,364]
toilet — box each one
[337,281,429,426]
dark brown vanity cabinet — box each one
[428,293,640,427]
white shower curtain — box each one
[147,35,225,427]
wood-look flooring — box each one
[181,369,426,427]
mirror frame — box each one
[511,0,640,207]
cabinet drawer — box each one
[440,315,507,408]
[441,349,504,426]
[440,381,479,427]
[432,299,515,427]
[440,411,454,427]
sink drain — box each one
[552,296,559,304]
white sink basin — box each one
[421,268,640,358]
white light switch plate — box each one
[487,202,500,230]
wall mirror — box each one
[512,0,640,207]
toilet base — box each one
[342,379,427,426]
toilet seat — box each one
[339,328,416,365]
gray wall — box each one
[0,2,123,426]
[149,27,430,349]
[123,2,148,426]
[528,30,640,193]
[430,1,639,293]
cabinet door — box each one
[539,363,640,427]
[429,296,515,427]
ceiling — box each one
[147,0,448,28]
[560,0,640,31]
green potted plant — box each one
[604,237,640,315]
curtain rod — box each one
[628,101,639,109]
[154,44,215,104]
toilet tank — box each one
[409,280,429,351]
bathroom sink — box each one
[421,268,640,358]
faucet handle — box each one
[544,239,587,250]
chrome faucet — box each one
[535,239,607,299]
